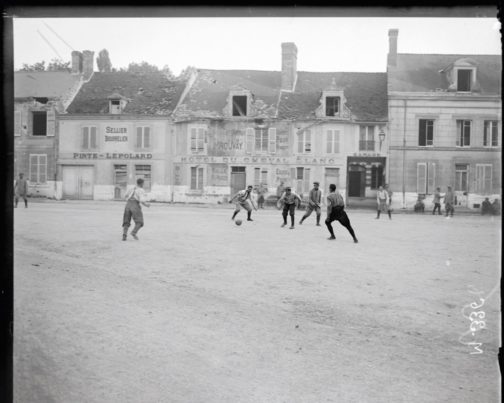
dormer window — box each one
[325,96,340,117]
[457,69,472,92]
[110,99,121,114]
[232,95,248,116]
[108,92,126,114]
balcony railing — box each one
[359,140,375,151]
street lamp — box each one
[379,128,386,151]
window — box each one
[417,162,436,194]
[232,95,247,116]
[359,126,375,151]
[255,128,268,153]
[455,164,469,192]
[371,165,383,189]
[295,167,311,194]
[136,127,151,149]
[189,126,206,154]
[325,96,340,117]
[419,119,434,146]
[475,164,492,194]
[456,120,471,147]
[326,129,340,154]
[32,111,47,136]
[29,154,47,184]
[135,165,151,192]
[190,166,204,190]
[82,126,97,149]
[254,168,268,186]
[457,69,472,91]
[483,121,498,147]
[297,130,312,154]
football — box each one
[235,219,242,226]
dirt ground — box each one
[13,201,501,403]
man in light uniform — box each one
[278,187,302,229]
[229,185,257,221]
[325,184,358,243]
[14,173,29,208]
[299,181,322,226]
[122,178,150,241]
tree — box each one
[96,49,112,72]
[20,61,46,71]
[126,61,160,74]
[47,59,71,72]
[177,65,197,81]
[161,65,176,80]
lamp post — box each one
[379,128,386,152]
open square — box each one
[14,202,501,402]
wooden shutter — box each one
[427,163,436,194]
[268,128,276,153]
[137,127,142,148]
[14,110,22,136]
[39,155,47,183]
[417,163,427,194]
[245,128,254,154]
[145,127,151,148]
[290,167,296,189]
[46,108,56,136]
[334,130,340,153]
[90,127,97,149]
[304,168,311,193]
[21,108,28,134]
[456,121,461,146]
[83,127,89,149]
[29,155,38,182]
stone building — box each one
[13,50,93,198]
[387,29,501,209]
[59,71,185,200]
[171,42,388,204]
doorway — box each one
[114,165,128,199]
[230,166,246,195]
[348,165,365,197]
[62,165,94,199]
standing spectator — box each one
[257,183,267,209]
[14,173,29,208]
[122,178,150,241]
[276,181,285,198]
[299,181,322,226]
[325,184,358,243]
[229,185,257,222]
[491,198,500,215]
[432,187,442,215]
[481,198,493,215]
[376,186,390,219]
[384,184,393,219]
[444,186,455,217]
[278,187,302,229]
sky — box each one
[12,16,501,75]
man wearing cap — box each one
[277,186,302,229]
[299,181,322,226]
[229,185,257,221]
[325,183,358,243]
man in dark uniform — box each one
[14,173,29,208]
[278,186,302,229]
[122,178,151,241]
[325,184,358,243]
[299,181,322,226]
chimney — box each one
[71,51,83,74]
[82,50,95,78]
[281,42,297,91]
[388,29,398,67]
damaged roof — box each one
[15,71,82,99]
[388,54,501,94]
[67,72,186,115]
[176,69,282,119]
[277,72,388,121]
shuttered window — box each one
[136,126,151,149]
[135,165,151,192]
[82,127,97,149]
[190,166,204,190]
[475,164,492,194]
[29,154,47,184]
[189,127,206,154]
[326,129,340,154]
[456,120,471,147]
[14,111,22,136]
